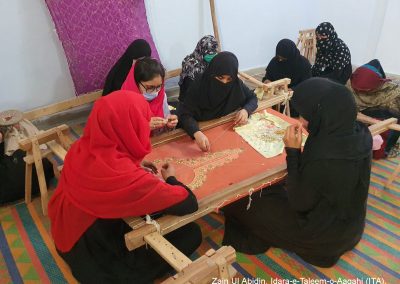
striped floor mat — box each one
[0,125,398,283]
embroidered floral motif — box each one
[235,111,306,158]
[153,148,243,190]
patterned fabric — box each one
[179,35,219,85]
[312,22,351,76]
[351,80,400,114]
[45,0,159,94]
[0,123,399,283]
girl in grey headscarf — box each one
[178,35,219,102]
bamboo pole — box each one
[209,0,221,51]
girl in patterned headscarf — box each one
[178,35,219,102]
[312,22,352,84]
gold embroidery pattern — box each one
[234,112,289,158]
[235,112,307,158]
[153,148,243,190]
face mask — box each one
[143,92,158,101]
[204,53,217,63]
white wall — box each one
[0,0,398,111]
[311,0,388,67]
[375,0,400,75]
[0,0,75,111]
[145,0,214,71]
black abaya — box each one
[58,177,202,283]
[222,78,372,267]
[177,52,258,137]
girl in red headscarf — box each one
[121,57,178,135]
[48,90,201,283]
[350,59,400,157]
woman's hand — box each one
[166,114,178,128]
[161,162,176,180]
[193,131,210,152]
[234,109,249,125]
[283,123,303,149]
[149,117,167,130]
[141,160,158,174]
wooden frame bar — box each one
[124,164,287,251]
[367,118,398,136]
[22,69,182,122]
[162,246,236,283]
[297,29,317,64]
[144,232,192,272]
[150,93,292,147]
[127,112,400,251]
[209,0,222,52]
[19,124,72,215]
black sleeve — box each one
[177,102,200,138]
[163,176,198,216]
[285,147,319,212]
[178,77,194,102]
[301,61,313,81]
[241,83,258,115]
[262,70,269,83]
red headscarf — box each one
[121,62,166,118]
[48,90,188,252]
[351,66,390,92]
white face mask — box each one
[143,92,158,101]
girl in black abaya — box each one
[263,39,311,88]
[222,78,372,268]
[177,52,258,152]
[312,22,352,84]
[102,39,152,95]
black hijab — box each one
[312,22,351,76]
[292,78,372,168]
[182,52,247,121]
[367,59,386,78]
[264,39,311,88]
[102,39,151,95]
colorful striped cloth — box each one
[0,124,399,283]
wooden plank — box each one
[47,141,68,161]
[357,113,400,131]
[216,257,230,280]
[31,138,49,215]
[23,67,181,122]
[166,69,182,79]
[151,95,290,147]
[24,149,52,164]
[25,161,33,203]
[56,128,71,150]
[144,232,192,272]
[368,118,398,136]
[19,124,69,151]
[162,246,236,284]
[265,78,291,89]
[125,164,287,251]
[238,71,264,87]
[209,0,222,52]
[23,91,102,121]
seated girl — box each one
[177,51,258,152]
[121,57,178,134]
[48,90,202,283]
[102,39,152,96]
[262,39,312,116]
[178,35,219,102]
[262,39,311,87]
[350,59,400,157]
[312,22,352,84]
[222,78,372,268]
